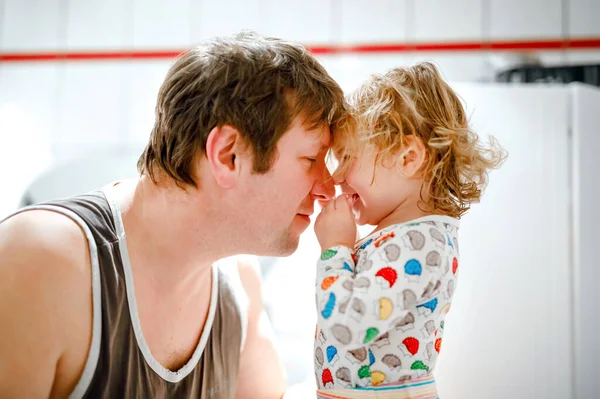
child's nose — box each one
[333,174,346,186]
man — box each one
[0,31,345,398]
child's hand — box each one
[314,194,357,252]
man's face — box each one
[235,116,335,256]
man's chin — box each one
[277,246,298,257]
[262,233,301,258]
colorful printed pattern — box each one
[314,216,459,391]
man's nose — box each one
[311,164,335,204]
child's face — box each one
[335,145,418,226]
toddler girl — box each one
[313,62,506,398]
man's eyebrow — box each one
[307,142,329,152]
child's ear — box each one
[398,135,427,178]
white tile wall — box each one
[194,0,262,42]
[1,0,63,51]
[0,64,61,142]
[318,53,414,92]
[264,0,334,44]
[489,0,563,39]
[413,0,483,41]
[0,64,57,216]
[65,0,133,50]
[568,0,600,37]
[338,0,409,43]
[127,60,173,143]
[58,63,129,143]
[132,0,192,49]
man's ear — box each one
[205,125,245,188]
[398,135,428,178]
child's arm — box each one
[315,223,445,350]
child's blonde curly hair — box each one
[331,62,507,219]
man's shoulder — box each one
[0,209,94,397]
[3,206,83,232]
[0,208,93,295]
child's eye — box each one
[306,158,317,164]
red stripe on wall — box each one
[0,50,185,62]
[309,38,600,53]
[1,38,599,63]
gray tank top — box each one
[3,185,247,398]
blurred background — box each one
[1,1,599,398]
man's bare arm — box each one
[234,257,288,399]
[0,211,92,398]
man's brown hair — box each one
[138,31,346,187]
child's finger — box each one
[326,197,336,212]
[334,195,345,211]
[337,195,351,211]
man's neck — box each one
[115,177,235,294]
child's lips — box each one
[343,192,359,202]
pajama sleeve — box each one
[315,223,449,350]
